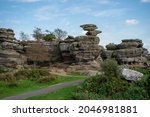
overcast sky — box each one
[0,0,150,51]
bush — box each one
[101,59,119,78]
[112,87,148,100]
[72,60,150,100]
[43,33,55,41]
[0,73,15,82]
[72,73,149,100]
[14,69,30,80]
[14,69,52,81]
[132,67,150,75]
[145,75,150,97]
[37,75,56,83]
[7,80,19,88]
[0,67,9,74]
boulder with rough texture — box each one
[86,30,102,36]
[103,39,148,65]
[65,35,75,40]
[121,68,143,81]
[80,24,98,31]
[66,60,101,76]
[0,28,16,40]
[106,43,118,50]
[0,28,26,68]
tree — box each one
[43,30,56,41]
[32,27,43,41]
[26,42,50,67]
[19,31,29,41]
[53,28,67,40]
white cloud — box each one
[126,19,139,25]
[94,9,125,17]
[141,0,150,3]
[11,0,42,3]
[34,5,67,21]
[66,5,125,17]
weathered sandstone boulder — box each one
[121,68,143,81]
[104,39,148,65]
[0,28,26,68]
[80,24,98,31]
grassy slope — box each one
[0,75,86,99]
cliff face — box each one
[103,39,148,65]
[0,28,26,68]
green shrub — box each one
[14,69,51,81]
[28,69,41,80]
[101,59,119,78]
[112,87,148,100]
[7,80,19,88]
[14,69,30,80]
[145,75,150,97]
[0,67,9,74]
[37,75,56,83]
[43,33,55,41]
[132,67,150,75]
[0,73,15,82]
[38,69,51,76]
[72,61,150,100]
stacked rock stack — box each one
[0,28,25,68]
[103,39,148,65]
[80,24,102,36]
[0,28,16,41]
[70,24,102,62]
[59,24,103,63]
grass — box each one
[0,80,50,99]
[0,74,87,99]
[28,85,78,100]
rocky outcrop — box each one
[60,24,102,63]
[0,25,148,69]
[120,68,143,81]
[0,28,26,68]
[103,39,147,65]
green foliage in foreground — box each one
[28,86,77,100]
[72,73,150,100]
[72,59,150,100]
[101,59,120,78]
[0,67,9,74]
[0,68,87,99]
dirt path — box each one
[3,80,84,100]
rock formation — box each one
[103,39,147,65]
[120,68,143,81]
[60,24,102,63]
[0,25,148,69]
[0,28,25,68]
